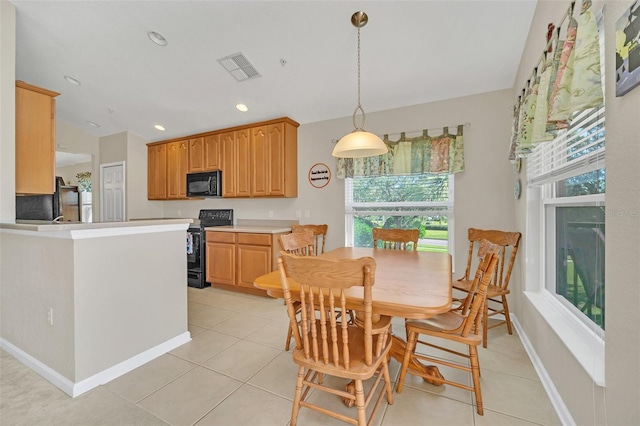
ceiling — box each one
[13,1,537,143]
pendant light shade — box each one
[332,11,388,159]
[333,130,387,158]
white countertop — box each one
[0,218,193,232]
[204,225,291,234]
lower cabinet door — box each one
[236,244,271,289]
[206,242,235,286]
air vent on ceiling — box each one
[217,52,261,82]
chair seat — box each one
[405,313,483,345]
[293,325,391,381]
[453,279,510,297]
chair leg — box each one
[396,329,417,393]
[502,295,513,335]
[381,357,394,405]
[354,379,367,426]
[285,324,293,351]
[290,366,305,426]
[483,299,489,348]
[469,345,484,415]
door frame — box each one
[100,161,126,222]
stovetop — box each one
[191,209,233,228]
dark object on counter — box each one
[16,177,80,221]
[187,209,233,288]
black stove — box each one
[187,209,233,288]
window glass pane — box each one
[555,167,605,197]
[346,174,452,253]
[352,174,449,203]
[352,214,449,252]
[552,206,605,329]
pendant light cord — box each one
[353,25,366,130]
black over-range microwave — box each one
[186,171,222,197]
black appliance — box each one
[186,171,222,198]
[16,176,80,221]
[187,209,233,288]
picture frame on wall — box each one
[615,1,640,96]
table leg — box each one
[342,333,444,406]
[388,334,444,385]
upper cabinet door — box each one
[204,134,221,171]
[167,140,188,199]
[267,123,285,196]
[221,131,237,197]
[250,126,268,197]
[188,137,204,173]
[148,144,167,200]
[15,82,59,194]
[235,129,251,198]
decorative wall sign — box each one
[308,163,331,188]
[616,1,640,96]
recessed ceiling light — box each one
[87,121,100,128]
[235,104,248,112]
[154,124,166,131]
[64,75,81,86]
[147,31,167,46]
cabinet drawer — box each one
[237,233,271,246]
[206,232,236,243]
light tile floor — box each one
[1,286,561,426]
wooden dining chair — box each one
[279,230,315,256]
[396,240,501,416]
[278,253,393,426]
[453,228,522,347]
[279,230,316,351]
[372,227,419,251]
[291,224,328,254]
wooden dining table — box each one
[253,247,453,385]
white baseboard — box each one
[511,315,575,426]
[1,332,191,397]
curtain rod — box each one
[381,122,470,140]
[332,122,470,143]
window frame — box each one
[343,174,455,255]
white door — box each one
[100,162,125,222]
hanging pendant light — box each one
[332,11,388,158]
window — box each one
[528,104,605,333]
[344,174,454,252]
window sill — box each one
[524,290,605,386]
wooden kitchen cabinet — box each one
[206,230,288,295]
[206,232,235,286]
[148,117,298,200]
[147,144,167,199]
[204,134,221,170]
[167,140,188,199]
[15,81,60,194]
[221,129,251,198]
[188,137,204,172]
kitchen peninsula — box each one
[0,219,192,397]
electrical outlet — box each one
[47,308,53,326]
[304,210,311,218]
[268,210,274,218]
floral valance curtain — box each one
[336,124,465,179]
[509,0,603,159]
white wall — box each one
[56,161,92,187]
[0,0,16,222]
[512,1,640,424]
